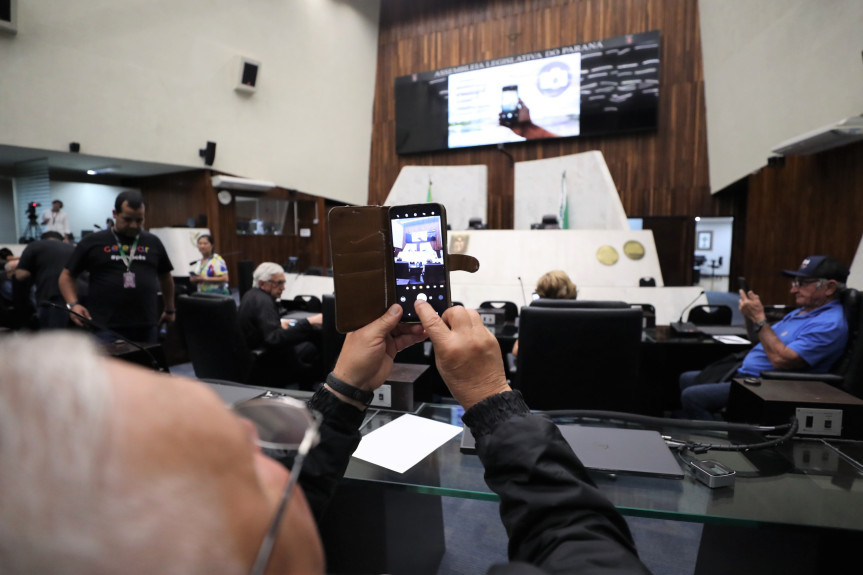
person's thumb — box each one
[368,303,403,335]
[414,300,448,342]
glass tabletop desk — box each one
[208,380,863,573]
[346,403,863,533]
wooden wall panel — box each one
[369,0,734,233]
[744,141,863,305]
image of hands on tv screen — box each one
[448,53,581,148]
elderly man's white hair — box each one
[0,333,243,574]
[253,261,285,286]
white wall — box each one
[699,0,863,193]
[0,0,380,206]
[50,182,129,239]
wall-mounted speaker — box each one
[236,57,260,94]
[0,0,17,35]
[69,142,80,153]
[199,141,216,166]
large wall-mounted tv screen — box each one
[395,30,660,155]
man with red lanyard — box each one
[59,190,175,343]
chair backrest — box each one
[177,293,254,384]
[530,298,629,309]
[639,277,657,287]
[631,303,656,328]
[687,304,733,326]
[515,307,643,411]
[293,294,322,312]
[423,263,446,285]
[237,260,255,300]
[835,288,863,398]
[394,261,410,277]
[321,293,345,373]
[479,300,519,321]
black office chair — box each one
[761,288,863,398]
[687,304,733,326]
[639,277,657,287]
[237,260,255,300]
[423,263,446,285]
[394,261,410,282]
[468,218,486,230]
[176,293,260,384]
[541,215,560,229]
[530,298,630,309]
[306,266,324,276]
[292,294,322,313]
[631,303,656,328]
[515,306,644,411]
[479,300,519,322]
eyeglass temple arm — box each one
[248,428,319,575]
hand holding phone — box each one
[499,85,519,127]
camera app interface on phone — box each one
[390,206,448,320]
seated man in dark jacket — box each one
[238,261,322,386]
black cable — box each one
[43,301,166,372]
[540,409,798,453]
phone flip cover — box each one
[328,205,479,333]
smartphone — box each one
[738,276,750,293]
[389,203,450,322]
[499,85,519,127]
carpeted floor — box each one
[436,496,701,575]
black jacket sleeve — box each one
[299,385,365,523]
[464,391,652,575]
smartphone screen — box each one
[501,85,519,112]
[389,203,450,322]
[500,85,519,127]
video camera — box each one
[25,202,41,220]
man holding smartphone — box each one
[680,255,850,420]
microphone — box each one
[93,224,102,230]
[189,259,201,266]
[671,290,705,334]
[517,276,528,308]
[43,302,166,372]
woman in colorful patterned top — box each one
[190,234,230,295]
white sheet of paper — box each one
[352,414,463,474]
[713,335,751,345]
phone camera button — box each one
[416,293,428,302]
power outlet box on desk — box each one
[726,378,863,440]
[368,363,429,412]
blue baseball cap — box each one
[781,256,849,282]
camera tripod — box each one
[20,215,42,243]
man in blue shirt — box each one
[680,255,850,420]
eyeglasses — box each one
[267,279,287,286]
[233,395,321,575]
[791,278,822,288]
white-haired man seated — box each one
[237,262,323,387]
[0,302,651,574]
